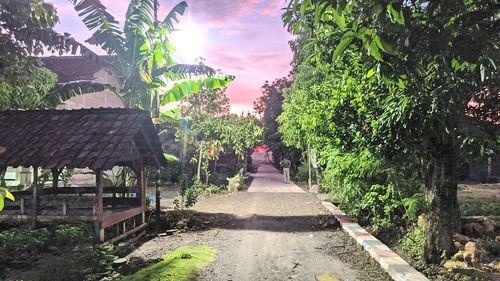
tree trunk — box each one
[423,145,460,263]
[196,142,203,182]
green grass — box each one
[119,245,217,281]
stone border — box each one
[321,201,429,281]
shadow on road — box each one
[196,212,339,232]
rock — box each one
[323,217,339,228]
[113,258,127,267]
[165,229,178,235]
[452,250,466,261]
[417,215,426,229]
[444,260,466,271]
[176,219,189,229]
[486,260,500,272]
[463,242,488,267]
[104,254,118,261]
[483,218,495,236]
[47,246,59,252]
[454,241,465,252]
[463,222,484,237]
[472,223,485,236]
[102,244,114,252]
[453,233,470,245]
[128,256,146,273]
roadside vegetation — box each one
[250,0,499,280]
[0,0,256,280]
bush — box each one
[321,148,422,228]
[0,223,109,280]
[174,177,203,210]
[226,169,246,192]
[0,225,51,269]
[205,184,221,194]
[293,163,318,183]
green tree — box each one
[284,0,499,263]
[0,0,105,110]
[181,87,231,117]
[254,77,301,168]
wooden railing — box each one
[1,186,140,221]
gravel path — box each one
[129,160,390,281]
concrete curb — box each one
[321,201,429,281]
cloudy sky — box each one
[49,0,294,114]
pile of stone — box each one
[443,216,499,278]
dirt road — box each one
[131,157,390,281]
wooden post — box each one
[155,169,160,224]
[95,170,104,242]
[197,141,203,182]
[308,143,312,190]
[31,167,38,229]
[138,159,145,224]
[62,199,67,215]
[20,198,25,215]
[51,168,61,188]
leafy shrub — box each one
[321,148,422,228]
[402,193,426,221]
[174,177,203,210]
[54,224,85,245]
[205,184,221,194]
[226,169,246,192]
[0,225,51,268]
[395,226,425,262]
[36,243,108,281]
[0,223,109,280]
[460,197,500,217]
[293,163,318,183]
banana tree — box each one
[68,0,234,115]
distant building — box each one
[40,56,124,109]
[3,56,125,187]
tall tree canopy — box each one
[283,0,499,263]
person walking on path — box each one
[280,158,291,184]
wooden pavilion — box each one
[0,108,167,242]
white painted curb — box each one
[322,201,429,281]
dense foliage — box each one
[282,0,499,263]
[254,77,302,173]
[0,224,108,280]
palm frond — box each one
[68,0,126,56]
[159,75,235,106]
[160,1,188,31]
[43,81,116,107]
[124,0,154,66]
[154,63,217,79]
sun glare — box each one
[171,23,205,63]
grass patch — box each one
[460,197,500,217]
[119,245,216,281]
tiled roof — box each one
[40,56,117,83]
[0,108,167,170]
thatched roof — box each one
[0,108,167,170]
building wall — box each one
[57,68,124,110]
